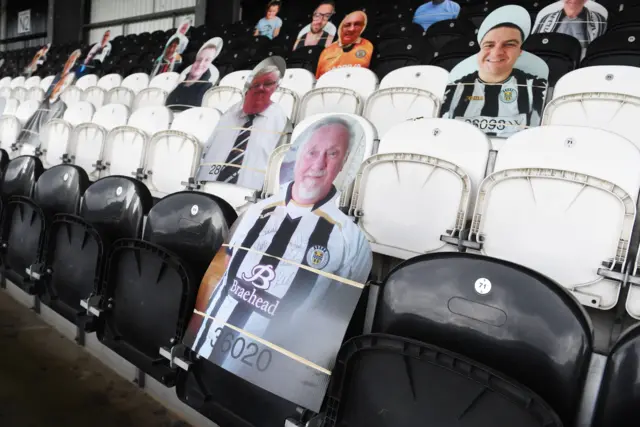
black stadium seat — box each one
[322,334,563,427]
[0,155,44,290]
[95,191,234,386]
[38,176,152,330]
[428,38,478,71]
[424,18,477,52]
[581,31,640,67]
[2,164,87,295]
[372,253,593,425]
[371,38,433,79]
[593,323,640,427]
[286,45,325,72]
[523,32,582,86]
[607,6,640,33]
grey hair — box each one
[253,64,282,81]
[296,116,355,163]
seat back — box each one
[364,65,449,138]
[97,73,123,91]
[0,76,12,87]
[171,107,221,144]
[127,106,171,135]
[15,100,40,125]
[593,324,640,427]
[543,66,640,150]
[63,101,95,126]
[33,164,89,216]
[12,87,27,103]
[75,74,98,90]
[10,76,25,88]
[376,253,593,425]
[201,86,243,113]
[27,87,45,103]
[2,155,44,198]
[40,75,55,92]
[79,175,152,242]
[61,85,84,107]
[297,68,378,121]
[351,118,490,259]
[149,72,180,91]
[476,126,640,310]
[121,72,150,93]
[24,76,41,89]
[218,70,252,90]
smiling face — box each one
[243,71,279,115]
[189,47,217,80]
[340,11,366,46]
[292,123,349,204]
[311,3,335,33]
[478,26,522,83]
[563,0,587,18]
[266,4,280,19]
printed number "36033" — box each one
[211,327,272,372]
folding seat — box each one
[40,75,55,92]
[297,68,379,122]
[92,191,233,386]
[10,76,25,88]
[38,176,152,328]
[38,101,95,168]
[2,163,86,294]
[344,252,592,426]
[0,76,12,87]
[466,125,640,312]
[133,72,179,110]
[84,73,123,109]
[24,76,41,89]
[271,68,315,121]
[286,45,324,73]
[70,103,129,179]
[592,323,640,427]
[0,86,13,99]
[1,97,19,116]
[458,2,494,28]
[363,65,448,138]
[26,87,45,103]
[75,73,98,90]
[350,118,489,259]
[542,66,640,151]
[372,38,433,80]
[101,106,171,180]
[428,38,479,71]
[11,86,27,102]
[375,21,424,42]
[144,107,221,197]
[606,5,640,33]
[581,31,640,67]
[321,335,563,427]
[523,33,582,87]
[60,84,85,107]
[106,72,150,108]
[1,100,40,156]
[201,70,250,113]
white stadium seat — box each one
[350,118,490,259]
[75,74,98,90]
[468,125,640,311]
[219,70,251,90]
[201,86,242,113]
[102,106,172,179]
[11,86,28,103]
[149,72,180,92]
[0,86,12,99]
[61,85,85,107]
[262,112,376,208]
[0,76,12,88]
[170,107,221,145]
[270,69,316,121]
[24,76,41,89]
[133,72,180,110]
[543,66,640,150]
[84,73,124,110]
[71,103,129,179]
[27,87,45,103]
[39,102,96,168]
[145,107,221,198]
[106,72,150,107]
[2,98,19,115]
[363,65,449,138]
[5,100,40,156]
[297,67,378,122]
[10,76,25,88]
[40,75,55,92]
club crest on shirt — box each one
[306,245,330,269]
[500,87,518,103]
[355,49,367,58]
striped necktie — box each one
[217,114,256,184]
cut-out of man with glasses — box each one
[293,1,337,51]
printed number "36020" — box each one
[211,327,272,372]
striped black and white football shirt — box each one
[192,182,372,366]
[441,69,548,137]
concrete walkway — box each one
[0,291,191,427]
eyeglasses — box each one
[312,12,334,19]
[249,81,278,90]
